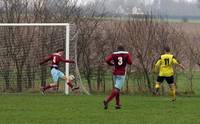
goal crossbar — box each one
[0,23,69,26]
[0,23,70,95]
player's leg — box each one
[66,75,79,91]
[154,76,164,95]
[61,75,73,88]
[167,76,176,101]
[103,88,119,109]
[169,84,176,101]
[103,75,118,109]
[115,76,125,109]
[41,68,59,94]
[115,90,120,108]
[42,83,58,92]
[103,75,125,109]
[60,72,79,91]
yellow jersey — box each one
[155,53,179,77]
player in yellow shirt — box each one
[154,46,185,101]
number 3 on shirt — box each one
[118,57,123,65]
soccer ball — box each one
[69,75,75,80]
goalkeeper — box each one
[39,49,79,95]
[154,46,185,101]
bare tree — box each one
[184,32,200,94]
[0,0,35,92]
[0,51,12,91]
[75,2,105,92]
[92,27,109,92]
[125,15,159,93]
[103,21,123,89]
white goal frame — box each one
[0,23,70,95]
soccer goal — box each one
[0,23,90,95]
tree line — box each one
[0,0,199,95]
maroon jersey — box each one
[40,53,74,68]
[106,51,132,75]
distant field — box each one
[167,19,200,23]
[0,94,200,124]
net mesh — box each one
[0,24,89,94]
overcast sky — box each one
[75,0,200,17]
[77,0,198,5]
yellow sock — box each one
[168,89,173,96]
[170,86,176,101]
[172,88,176,100]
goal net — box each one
[0,23,90,95]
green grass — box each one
[0,94,200,124]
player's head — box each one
[56,49,64,55]
[164,46,170,53]
[117,45,125,51]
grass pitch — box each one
[0,94,200,124]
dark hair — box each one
[164,46,170,52]
[117,45,125,51]
[56,49,64,52]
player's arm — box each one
[175,62,185,70]
[178,63,185,70]
[154,59,161,73]
[105,54,114,66]
[39,55,52,65]
[60,57,75,63]
[172,57,185,70]
[127,52,133,65]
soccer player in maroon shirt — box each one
[103,46,132,109]
[39,49,79,95]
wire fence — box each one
[0,25,78,93]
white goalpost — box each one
[0,23,79,95]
